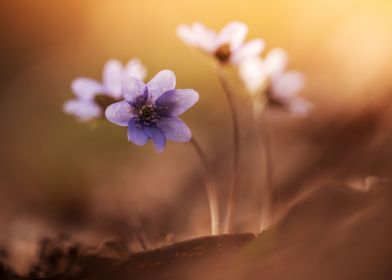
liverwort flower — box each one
[239,48,312,115]
[176,21,264,65]
[64,58,147,121]
[105,70,199,152]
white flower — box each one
[239,48,288,94]
[64,58,147,121]
[239,48,312,115]
[269,71,312,115]
[176,21,264,65]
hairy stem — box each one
[189,138,220,235]
[217,68,241,234]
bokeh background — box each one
[1,0,392,278]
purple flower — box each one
[64,58,147,121]
[105,70,199,152]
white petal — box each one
[103,59,123,99]
[264,48,288,76]
[231,39,265,64]
[239,57,268,94]
[71,78,102,100]
[147,70,176,101]
[63,99,101,121]
[192,22,217,53]
[176,24,198,47]
[217,21,248,50]
[287,97,313,115]
[271,71,305,99]
[124,58,147,81]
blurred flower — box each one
[345,176,386,193]
[240,48,312,115]
[105,70,199,152]
[64,59,147,121]
[177,21,264,65]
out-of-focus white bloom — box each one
[176,21,264,65]
[240,48,312,115]
[64,58,147,122]
[345,176,385,193]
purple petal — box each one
[71,78,102,100]
[103,59,123,99]
[157,117,191,142]
[147,70,176,101]
[155,89,199,116]
[63,99,101,121]
[122,76,148,105]
[143,126,166,152]
[105,101,134,127]
[127,119,149,146]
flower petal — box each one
[239,57,268,94]
[271,71,305,99]
[103,59,123,99]
[157,117,191,142]
[127,119,150,146]
[176,24,198,47]
[63,99,101,121]
[122,76,148,104]
[287,97,313,115]
[147,70,176,101]
[105,101,134,127]
[264,48,288,76]
[231,39,265,64]
[144,126,166,152]
[125,58,147,81]
[155,89,199,116]
[217,21,248,50]
[192,22,217,53]
[71,78,102,100]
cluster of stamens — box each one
[214,44,231,63]
[136,104,159,125]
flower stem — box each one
[189,137,220,235]
[255,106,274,232]
[217,67,241,234]
[135,231,149,250]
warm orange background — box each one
[1,0,392,267]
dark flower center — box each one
[94,94,118,110]
[214,44,231,63]
[137,104,159,125]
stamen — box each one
[137,104,159,125]
[214,44,231,63]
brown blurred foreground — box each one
[2,96,392,279]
